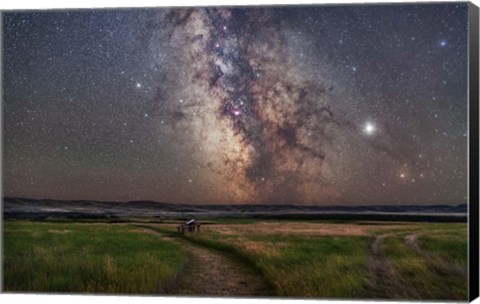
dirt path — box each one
[136,226,274,297]
[404,233,422,252]
[367,233,411,299]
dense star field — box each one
[3,3,468,205]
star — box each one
[135,82,142,88]
[363,121,376,136]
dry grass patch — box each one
[241,240,284,257]
[200,222,407,237]
[48,229,72,234]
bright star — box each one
[135,82,142,88]
[363,121,376,135]
[439,40,447,47]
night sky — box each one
[2,3,469,205]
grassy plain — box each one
[2,219,468,300]
[3,221,186,293]
[159,220,468,300]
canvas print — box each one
[2,1,478,301]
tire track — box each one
[367,233,411,299]
[136,225,274,297]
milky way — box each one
[3,3,469,205]
[151,8,347,204]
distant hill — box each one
[2,197,468,222]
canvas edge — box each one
[0,9,5,294]
[468,1,480,302]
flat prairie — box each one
[171,220,468,299]
[3,219,468,300]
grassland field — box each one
[2,219,468,300]
[3,221,186,294]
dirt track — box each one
[367,233,413,299]
[136,226,273,297]
[169,239,273,296]
[405,233,422,252]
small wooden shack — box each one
[177,219,200,234]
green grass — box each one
[416,226,468,266]
[3,219,468,300]
[260,235,370,298]
[380,226,467,300]
[179,227,370,298]
[3,221,187,293]
[175,220,467,299]
[419,236,467,265]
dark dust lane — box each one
[135,226,273,297]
